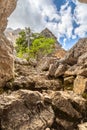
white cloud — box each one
[7,0,87,49]
[63,38,67,48]
[74,2,87,37]
[57,6,73,39]
[7,0,59,32]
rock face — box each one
[41,28,60,47]
[0,90,54,130]
[41,28,66,59]
[0,0,17,87]
[64,38,87,65]
[48,91,87,130]
[5,28,21,44]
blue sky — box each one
[7,0,87,50]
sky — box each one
[7,0,87,50]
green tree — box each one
[15,29,55,60]
[15,30,28,58]
[28,37,55,60]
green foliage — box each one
[16,30,28,58]
[15,29,55,60]
[28,37,55,59]
[16,30,27,47]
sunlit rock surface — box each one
[0,0,17,87]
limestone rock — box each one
[41,28,61,47]
[0,0,17,32]
[0,90,54,130]
[73,76,87,94]
[11,76,35,90]
[34,76,62,91]
[64,38,87,65]
[78,53,87,65]
[78,122,87,130]
[0,0,17,87]
[29,58,37,67]
[6,73,62,92]
[55,64,67,77]
[47,91,87,130]
[15,57,29,65]
[48,62,59,77]
[54,48,66,59]
[5,28,21,43]
[77,68,87,77]
[64,76,75,90]
[41,57,58,71]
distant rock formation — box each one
[5,28,21,44]
[0,0,17,88]
[41,28,61,47]
[41,28,66,58]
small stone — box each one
[44,96,52,105]
[78,122,87,130]
[45,128,50,130]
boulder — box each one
[73,76,87,94]
[10,76,35,90]
[34,76,62,91]
[44,91,87,130]
[0,90,54,130]
[77,53,87,65]
[77,68,87,77]
[41,57,58,71]
[15,57,29,65]
[48,62,59,77]
[64,38,87,65]
[64,64,78,76]
[55,64,67,77]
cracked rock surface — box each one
[0,90,54,130]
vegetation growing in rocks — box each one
[16,29,55,60]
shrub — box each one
[15,29,55,60]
